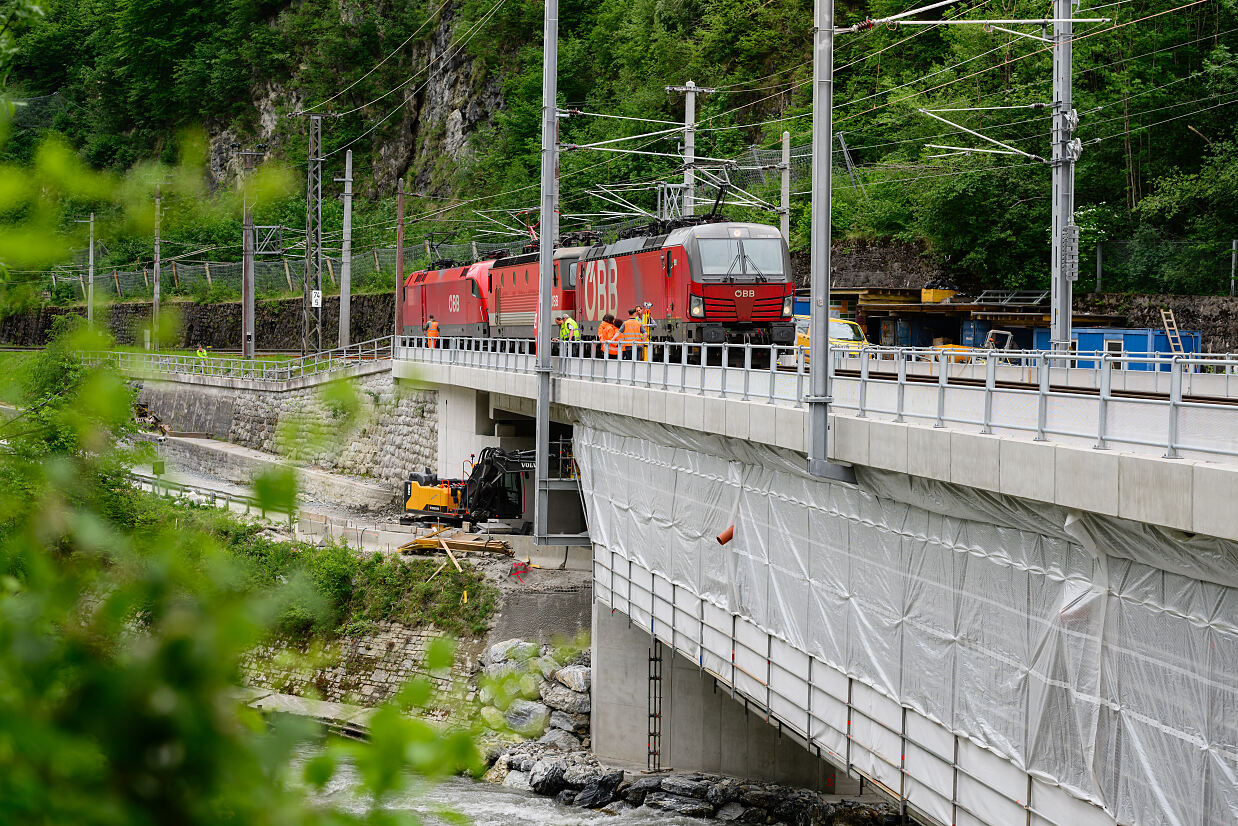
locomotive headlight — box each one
[782,295,794,317]
[689,294,705,318]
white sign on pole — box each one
[311,289,322,308]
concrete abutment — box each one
[591,604,861,795]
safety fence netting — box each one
[574,411,1237,826]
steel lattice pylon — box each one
[303,114,324,354]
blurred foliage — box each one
[0,311,487,825]
[0,90,486,818]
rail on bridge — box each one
[396,335,1238,463]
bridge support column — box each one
[436,386,501,478]
[591,603,858,794]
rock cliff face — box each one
[206,4,504,197]
[1075,292,1238,353]
[790,239,944,290]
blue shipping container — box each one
[1031,327,1201,370]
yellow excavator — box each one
[402,447,534,527]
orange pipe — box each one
[717,525,735,545]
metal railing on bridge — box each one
[85,336,392,383]
[396,335,1238,462]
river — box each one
[311,770,706,825]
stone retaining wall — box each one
[241,621,483,706]
[139,371,437,491]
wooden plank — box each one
[438,538,464,572]
[426,559,449,582]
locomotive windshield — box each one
[697,238,786,281]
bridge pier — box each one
[592,603,860,794]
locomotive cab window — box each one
[742,239,785,278]
[698,239,742,278]
[698,238,784,280]
[568,262,578,287]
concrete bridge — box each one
[396,337,1238,826]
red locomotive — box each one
[400,221,795,345]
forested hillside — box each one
[7,0,1237,291]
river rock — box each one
[549,709,590,734]
[716,801,748,821]
[707,777,740,805]
[529,760,567,795]
[554,788,577,806]
[738,782,785,810]
[486,639,538,665]
[574,769,625,808]
[502,770,531,791]
[661,773,713,799]
[534,655,560,678]
[538,728,581,751]
[554,664,591,693]
[623,775,662,805]
[643,790,715,817]
[505,699,550,737]
[479,705,507,731]
[540,681,590,714]
[600,800,635,816]
[563,761,603,788]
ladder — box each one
[1160,308,1185,354]
[647,640,663,771]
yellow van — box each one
[784,315,867,365]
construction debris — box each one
[398,528,514,557]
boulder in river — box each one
[529,759,567,795]
[502,770,531,791]
[539,681,590,714]
[623,774,662,805]
[554,664,591,693]
[574,769,625,808]
[644,790,715,817]
[504,699,550,737]
[549,709,590,734]
[538,728,581,751]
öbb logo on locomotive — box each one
[399,221,797,346]
[581,258,619,321]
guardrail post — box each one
[982,355,996,434]
[680,342,688,393]
[1095,354,1111,450]
[795,345,805,407]
[1165,356,1183,459]
[857,348,869,417]
[662,342,670,391]
[768,345,777,403]
[895,349,907,423]
[1035,352,1049,441]
[935,351,948,428]
[742,344,751,401]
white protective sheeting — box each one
[575,411,1238,826]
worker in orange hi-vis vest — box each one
[597,313,620,358]
[425,316,439,348]
[619,308,644,360]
